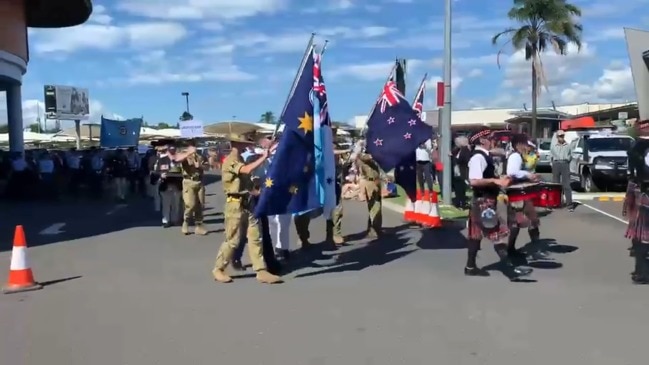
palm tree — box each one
[492,0,583,138]
[259,111,276,124]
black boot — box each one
[506,227,526,260]
[632,243,649,284]
[464,239,488,276]
[495,243,533,280]
[528,227,549,259]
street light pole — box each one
[440,0,453,205]
[181,92,190,113]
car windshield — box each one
[588,137,633,152]
[539,142,551,150]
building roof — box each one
[26,0,93,28]
[350,102,638,129]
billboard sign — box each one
[624,28,649,120]
[43,85,90,121]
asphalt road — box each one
[0,178,647,365]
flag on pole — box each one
[365,74,433,172]
[254,46,319,217]
[395,76,429,202]
[312,51,337,218]
[99,116,142,148]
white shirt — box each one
[468,146,489,180]
[644,151,649,168]
[415,139,432,162]
[38,159,55,173]
[506,152,532,179]
[11,158,27,172]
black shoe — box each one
[631,275,649,284]
[162,223,170,228]
[266,261,283,275]
[231,260,245,271]
[276,249,290,261]
[512,266,533,277]
[568,203,576,212]
[464,267,489,276]
[507,249,526,259]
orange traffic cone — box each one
[403,197,416,222]
[423,191,443,228]
[416,191,432,225]
[3,225,42,294]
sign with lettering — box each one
[179,120,204,138]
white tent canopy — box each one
[253,122,350,136]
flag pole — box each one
[272,33,316,139]
[440,0,453,205]
[412,73,428,105]
[359,63,397,137]
[320,40,329,56]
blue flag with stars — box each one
[395,77,429,202]
[311,52,337,218]
[365,78,433,172]
[100,116,142,148]
[254,46,319,217]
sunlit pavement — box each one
[0,179,647,365]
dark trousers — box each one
[415,161,434,192]
[452,176,468,207]
[233,215,277,264]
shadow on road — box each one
[293,224,418,278]
[0,174,222,252]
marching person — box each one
[327,127,348,246]
[177,140,207,236]
[212,134,281,284]
[126,147,141,195]
[154,142,183,228]
[505,134,544,258]
[624,120,649,284]
[109,149,129,202]
[353,141,383,238]
[147,147,162,211]
[89,148,105,198]
[464,128,533,280]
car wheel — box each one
[583,173,600,193]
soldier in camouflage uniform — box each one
[178,140,208,235]
[212,134,282,284]
[326,126,347,246]
[356,151,383,238]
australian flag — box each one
[365,72,433,172]
[99,116,142,148]
[255,46,319,217]
[394,76,429,201]
[312,52,337,218]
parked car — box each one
[536,140,552,171]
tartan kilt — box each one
[625,190,649,242]
[467,197,509,242]
[507,199,539,229]
[622,182,639,219]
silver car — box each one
[536,140,552,171]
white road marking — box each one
[39,223,66,235]
[106,204,127,216]
[576,201,628,225]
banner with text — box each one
[179,120,204,138]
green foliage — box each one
[259,111,276,124]
[179,111,193,121]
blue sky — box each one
[2,0,648,128]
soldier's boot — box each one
[256,270,283,284]
[181,221,190,235]
[367,229,379,239]
[212,269,233,283]
[194,223,208,236]
[333,235,345,246]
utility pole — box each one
[440,0,453,205]
[181,92,190,113]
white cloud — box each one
[31,22,188,54]
[498,42,596,89]
[328,59,425,81]
[113,49,255,85]
[559,63,635,104]
[116,0,288,20]
[0,93,123,128]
